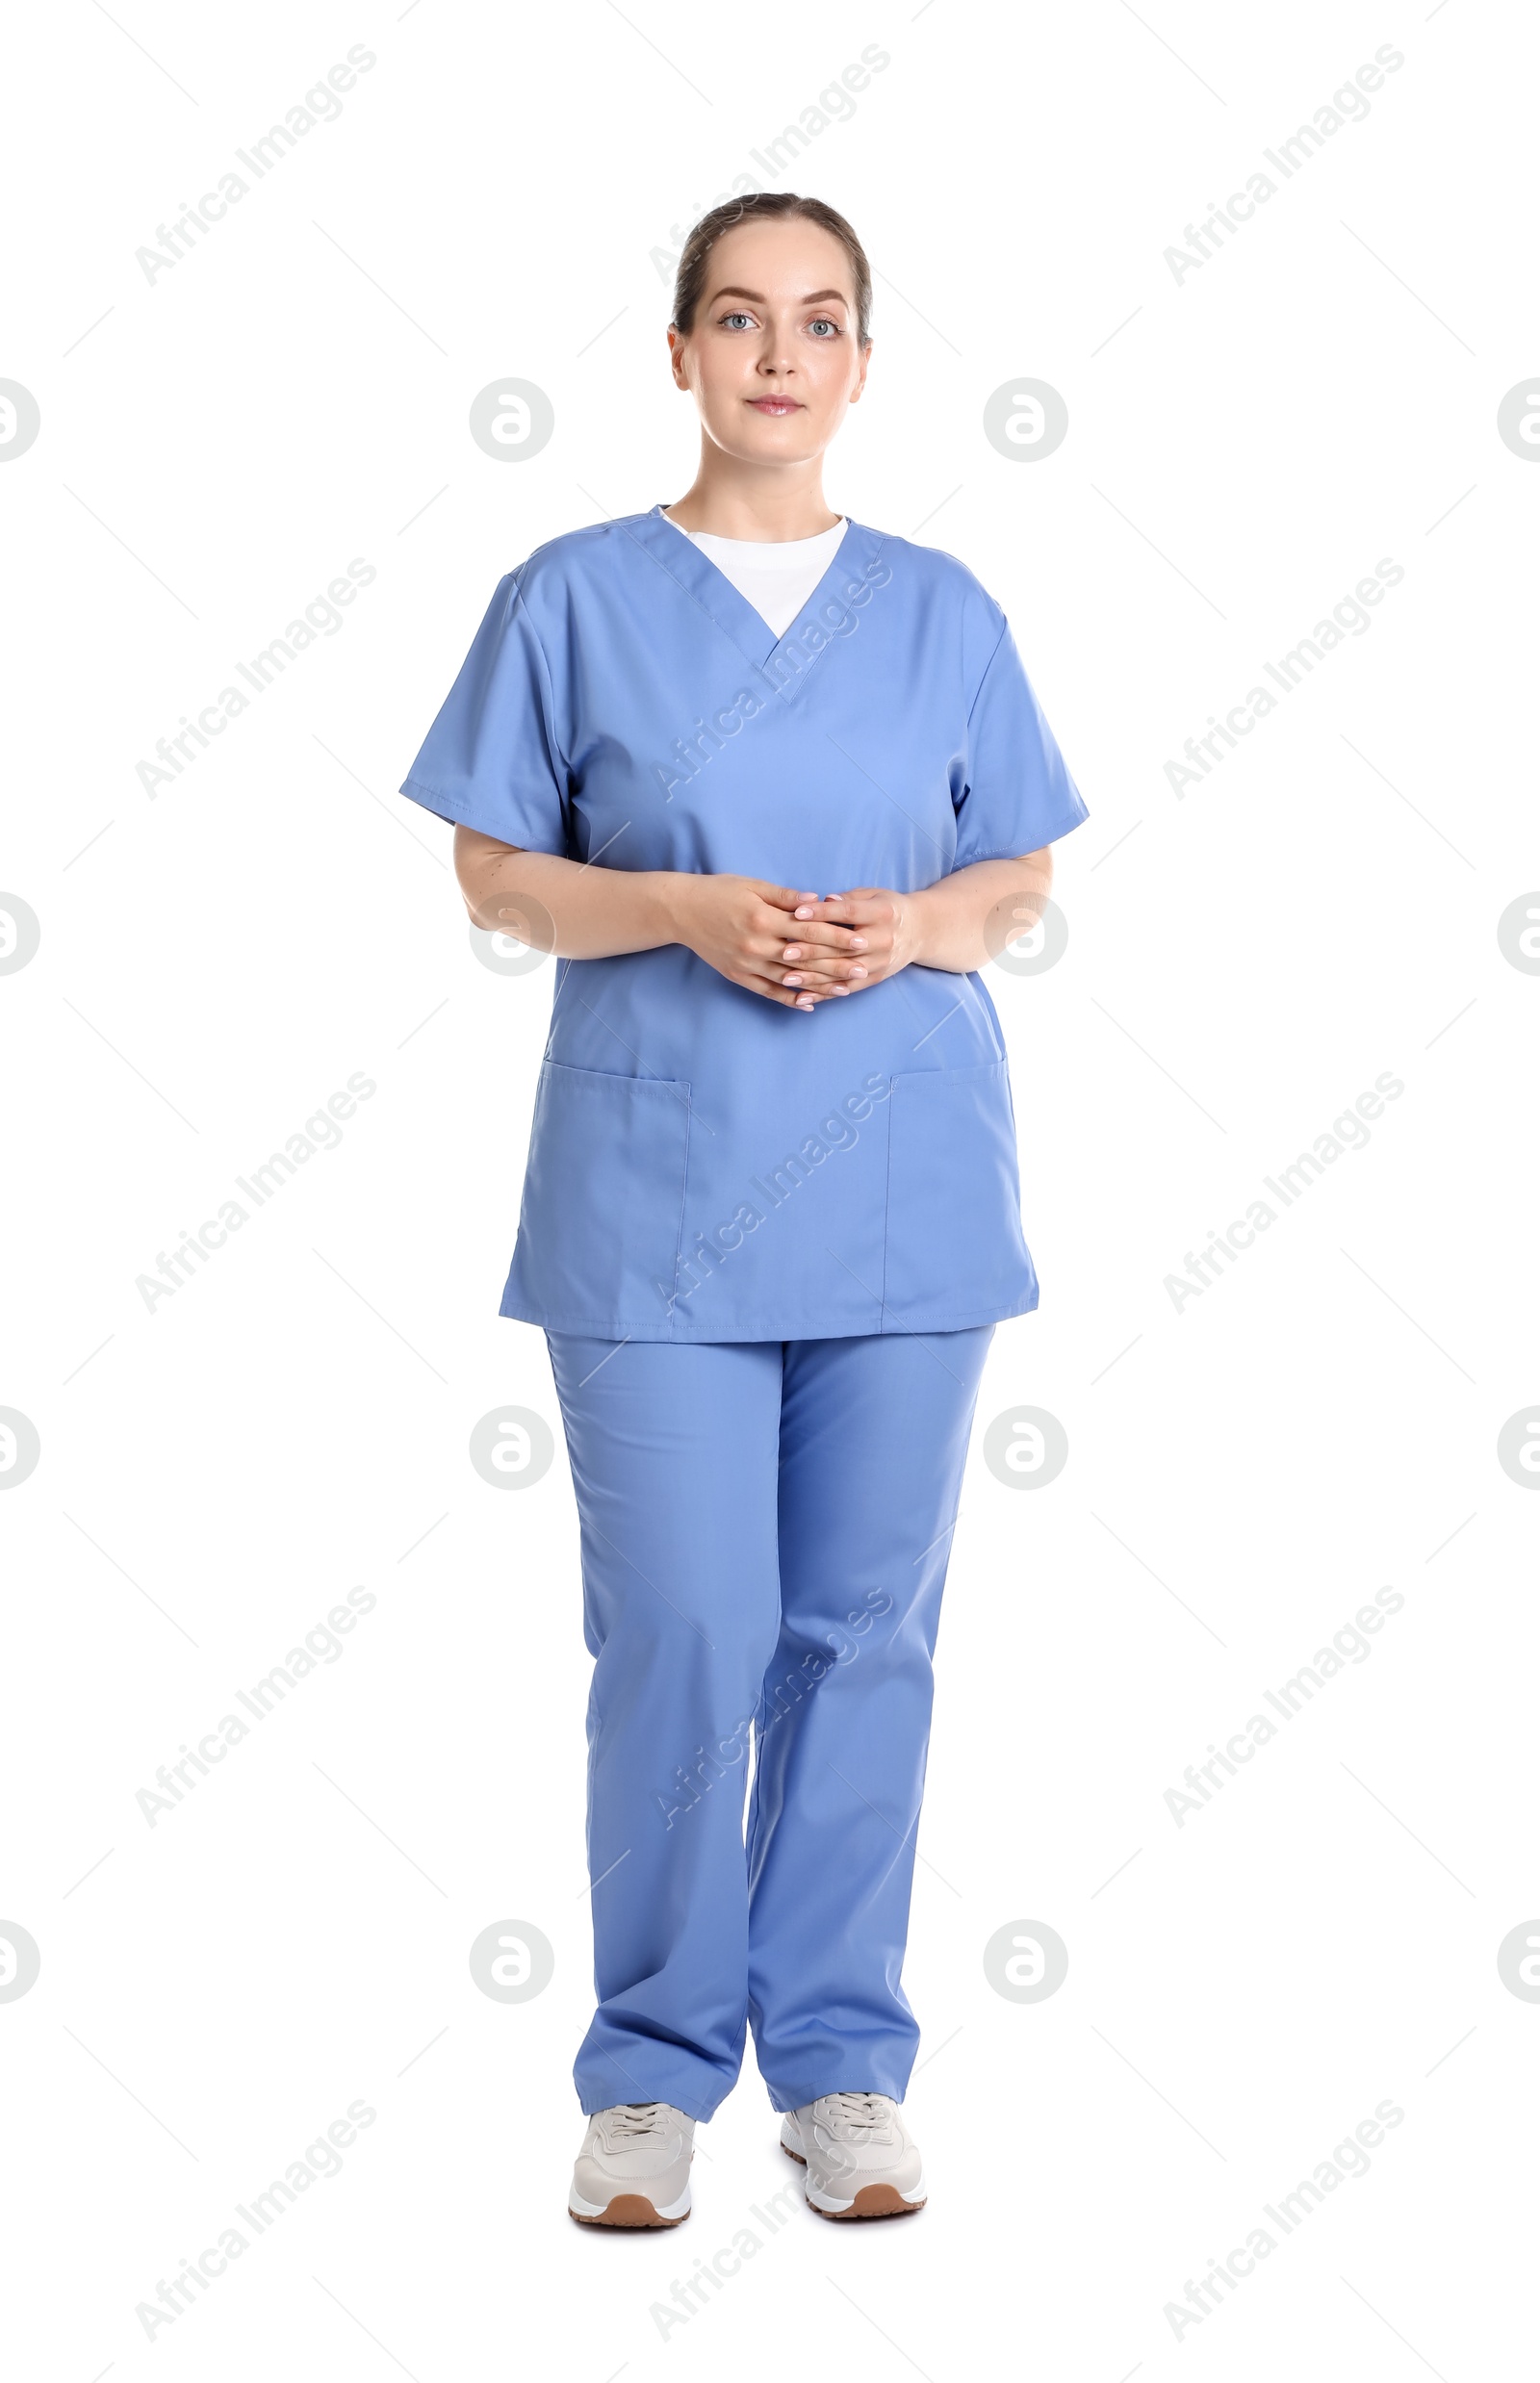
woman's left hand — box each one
[779,887,921,998]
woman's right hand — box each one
[451,833,869,1009]
[662,874,868,1011]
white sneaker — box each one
[569,2101,695,2227]
[780,2091,926,2219]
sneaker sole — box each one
[780,2139,926,2219]
[569,2192,690,2229]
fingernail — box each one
[794,907,813,918]
[849,938,866,951]
[784,976,802,987]
[850,966,867,979]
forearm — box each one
[905,850,1053,973]
[453,827,1055,985]
[454,828,686,959]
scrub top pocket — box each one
[501,1062,690,1335]
[882,1061,1040,1331]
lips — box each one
[748,398,801,414]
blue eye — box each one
[719,311,755,330]
[808,318,840,338]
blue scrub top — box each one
[398,504,1089,1342]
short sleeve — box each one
[398,571,571,854]
[951,615,1089,866]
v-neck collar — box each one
[626,501,887,697]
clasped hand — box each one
[671,876,918,1011]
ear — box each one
[848,338,873,404]
[666,326,691,392]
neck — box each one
[664,448,840,542]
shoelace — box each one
[599,2102,674,2145]
[815,2091,896,2141]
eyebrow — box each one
[706,286,850,309]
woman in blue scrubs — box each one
[399,193,1089,2226]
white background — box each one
[3,1,1536,2375]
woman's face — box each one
[668,218,870,468]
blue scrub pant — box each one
[544,1325,994,2121]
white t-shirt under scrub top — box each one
[664,513,849,639]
